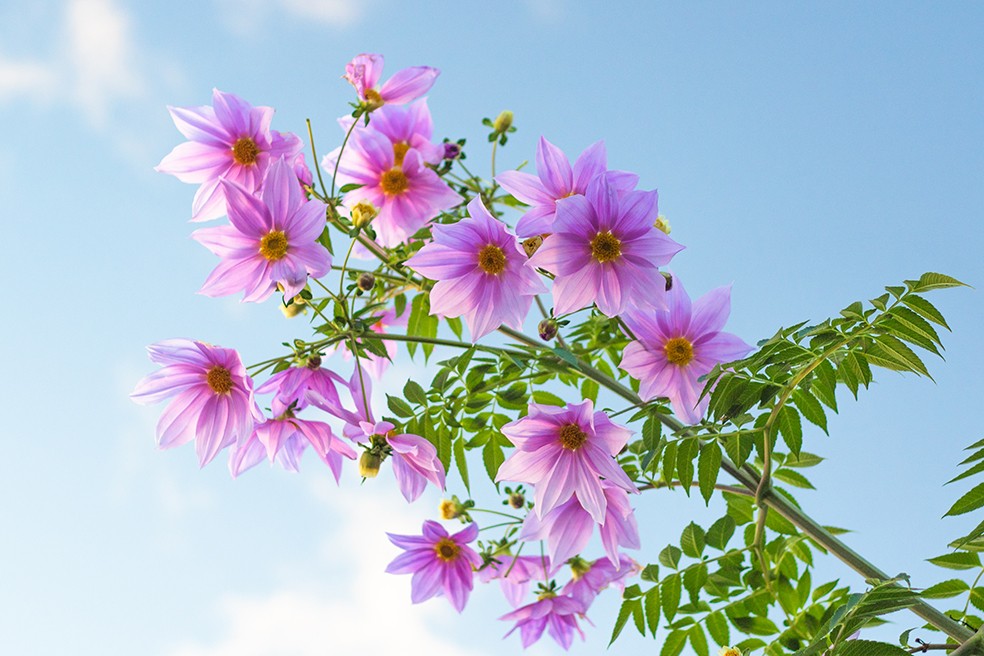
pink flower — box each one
[386,520,482,612]
[500,593,587,650]
[477,555,556,608]
[319,365,374,442]
[496,137,638,237]
[192,157,331,302]
[131,339,260,467]
[619,275,753,424]
[407,197,547,340]
[360,420,445,502]
[344,53,439,108]
[324,129,460,247]
[229,414,355,482]
[324,308,408,379]
[156,88,302,222]
[562,554,641,609]
[495,400,636,524]
[529,175,684,317]
[333,100,444,166]
[254,356,346,412]
[520,483,640,566]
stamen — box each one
[664,337,694,366]
[393,141,410,167]
[232,137,260,166]
[558,423,587,450]
[380,168,409,195]
[364,88,384,109]
[434,537,460,562]
[477,244,507,275]
[590,231,622,263]
[259,230,288,261]
[206,365,234,394]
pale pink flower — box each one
[386,520,482,612]
[500,593,587,650]
[344,53,439,108]
[360,420,445,502]
[477,555,555,608]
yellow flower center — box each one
[536,590,558,601]
[364,88,384,109]
[664,337,694,366]
[478,244,507,275]
[380,168,409,195]
[206,365,234,394]
[393,141,410,167]
[559,423,587,450]
[434,537,460,562]
[439,500,457,520]
[232,137,260,166]
[590,231,622,263]
[259,230,288,261]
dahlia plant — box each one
[133,53,981,655]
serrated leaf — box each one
[632,599,646,635]
[483,439,504,483]
[446,316,463,340]
[386,394,414,418]
[403,380,427,406]
[901,295,951,330]
[641,564,660,582]
[907,272,968,293]
[773,468,815,489]
[689,624,709,656]
[407,294,439,359]
[792,389,828,434]
[680,522,706,558]
[777,405,803,456]
[948,459,984,485]
[945,481,984,517]
[886,306,944,347]
[834,639,911,656]
[866,335,932,379]
[581,378,600,403]
[661,574,682,621]
[698,442,722,504]
[659,545,682,569]
[453,438,469,492]
[676,438,698,493]
[927,552,980,570]
[609,598,636,645]
[643,416,661,453]
[705,610,729,646]
[730,615,779,636]
[813,359,839,411]
[531,390,565,407]
[920,578,969,598]
[706,515,736,550]
[660,630,688,656]
[644,586,660,635]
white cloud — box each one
[0,58,56,102]
[279,0,360,26]
[215,0,364,35]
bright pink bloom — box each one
[156,88,302,222]
[229,414,355,481]
[386,520,482,612]
[529,175,684,317]
[333,100,444,166]
[520,483,640,566]
[500,593,587,650]
[407,197,547,340]
[361,420,445,502]
[192,157,331,302]
[324,129,460,247]
[131,339,259,467]
[344,53,439,107]
[477,555,555,608]
[562,554,641,608]
[319,365,374,442]
[620,275,753,424]
[495,400,636,524]
[496,137,638,237]
[255,357,346,412]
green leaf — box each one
[706,515,736,550]
[609,598,636,645]
[901,295,951,330]
[482,439,505,483]
[660,630,688,656]
[886,305,944,348]
[659,545,682,569]
[403,380,427,406]
[698,442,722,504]
[786,451,825,468]
[834,639,911,656]
[866,335,932,379]
[581,378,600,403]
[338,182,363,193]
[927,552,981,570]
[644,586,660,635]
[907,272,968,293]
[947,458,984,485]
[661,574,682,621]
[676,438,698,493]
[813,359,839,411]
[777,405,803,456]
[689,624,709,656]
[446,316,463,340]
[453,438,469,492]
[632,598,646,635]
[531,390,565,407]
[551,347,579,367]
[706,610,729,647]
[683,562,708,601]
[680,522,706,558]
[643,416,661,453]
[945,481,984,517]
[920,578,969,598]
[386,394,414,418]
[407,294,439,359]
[730,615,779,636]
[792,389,828,434]
[773,468,815,489]
[641,564,660,582]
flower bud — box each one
[493,110,514,134]
[281,302,307,318]
[507,491,525,509]
[351,201,378,229]
[359,451,382,478]
[439,499,459,520]
[306,355,322,369]
[538,318,558,341]
[568,556,591,581]
[357,272,375,291]
[654,215,671,234]
[443,142,462,160]
[662,271,673,292]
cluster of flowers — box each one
[133,52,752,649]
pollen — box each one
[259,230,289,261]
[380,168,409,195]
[558,423,587,450]
[364,88,384,109]
[232,137,260,166]
[478,244,507,275]
[206,365,234,395]
[664,337,694,366]
[590,231,622,263]
[434,537,460,562]
[393,141,410,167]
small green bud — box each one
[492,110,514,134]
[357,272,375,291]
[359,451,382,478]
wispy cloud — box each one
[215,0,365,36]
[0,58,56,102]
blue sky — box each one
[1,1,982,654]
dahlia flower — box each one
[360,420,445,502]
[562,554,642,608]
[500,592,587,650]
[344,53,439,109]
[477,555,555,608]
[386,520,482,612]
[229,414,355,482]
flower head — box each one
[254,356,346,412]
[561,554,641,609]
[619,275,753,424]
[407,197,547,340]
[360,420,445,502]
[156,89,302,222]
[131,339,260,467]
[529,175,684,317]
[229,413,356,481]
[386,520,482,612]
[496,137,639,237]
[344,53,439,109]
[192,157,331,302]
[500,592,587,650]
[495,400,636,523]
[477,554,556,608]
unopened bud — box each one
[654,215,671,234]
[568,556,591,581]
[359,451,382,478]
[662,271,673,292]
[493,110,514,134]
[521,235,544,257]
[306,355,322,369]
[443,142,462,160]
[357,272,375,291]
[538,318,558,341]
[508,491,525,509]
[351,201,378,229]
[281,302,307,318]
[439,499,460,520]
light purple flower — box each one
[255,356,346,412]
[156,88,302,222]
[529,175,684,317]
[344,53,439,108]
[324,129,460,247]
[407,197,547,340]
[520,483,640,566]
[131,339,260,467]
[361,420,445,502]
[229,414,355,482]
[500,593,587,650]
[495,400,636,524]
[192,157,331,302]
[496,137,638,237]
[562,554,641,609]
[334,100,444,166]
[324,308,408,380]
[319,365,375,442]
[477,555,555,608]
[619,275,753,424]
[386,520,482,612]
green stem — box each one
[373,332,529,359]
[305,119,329,199]
[331,112,363,198]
